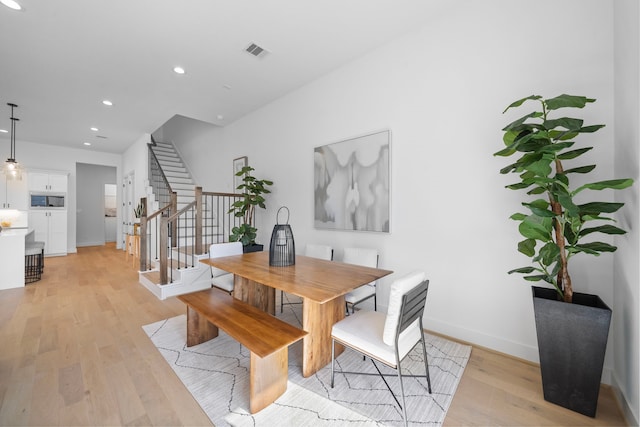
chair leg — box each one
[280,290,284,313]
[420,333,433,394]
[330,339,335,388]
[397,365,409,427]
[374,293,377,311]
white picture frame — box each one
[314,130,390,232]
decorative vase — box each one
[532,286,611,417]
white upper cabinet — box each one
[0,172,28,210]
[29,171,68,193]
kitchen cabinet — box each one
[30,210,67,256]
[0,171,28,210]
[29,171,68,192]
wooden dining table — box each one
[200,251,393,377]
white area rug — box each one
[143,302,471,427]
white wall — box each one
[177,0,622,376]
[0,138,123,252]
[613,0,640,424]
[123,133,151,205]
[166,0,637,402]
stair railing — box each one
[160,200,198,284]
[198,189,244,254]
[140,186,244,286]
[140,194,176,272]
[148,143,173,209]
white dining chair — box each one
[342,247,378,314]
[280,243,333,312]
[331,271,432,427]
[209,242,243,293]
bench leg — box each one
[249,348,288,413]
[185,306,218,347]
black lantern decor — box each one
[269,206,295,267]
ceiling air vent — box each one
[245,43,269,58]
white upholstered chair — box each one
[209,242,243,293]
[280,243,333,312]
[331,271,432,427]
[342,247,378,314]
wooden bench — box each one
[177,288,307,413]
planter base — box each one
[532,286,611,417]
[243,244,264,253]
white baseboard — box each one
[611,371,639,426]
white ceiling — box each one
[0,0,451,154]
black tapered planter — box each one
[532,286,611,417]
[242,243,263,253]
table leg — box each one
[233,275,275,315]
[301,296,345,377]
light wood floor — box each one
[0,244,628,426]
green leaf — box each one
[539,242,560,266]
[575,179,634,193]
[580,225,627,237]
[502,111,544,131]
[557,192,579,217]
[579,202,625,215]
[510,212,527,221]
[519,216,552,242]
[508,266,538,274]
[527,186,547,195]
[557,147,593,160]
[563,165,596,174]
[545,94,595,110]
[539,140,575,153]
[525,155,553,177]
[543,117,584,132]
[518,239,536,257]
[523,199,554,218]
[503,95,542,113]
[506,182,533,190]
[579,124,606,133]
[574,241,618,253]
[524,275,554,284]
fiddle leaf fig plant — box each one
[495,94,633,303]
[229,165,273,246]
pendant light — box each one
[3,103,22,180]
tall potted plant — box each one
[229,165,273,252]
[494,94,633,417]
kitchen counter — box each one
[0,228,34,290]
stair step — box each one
[163,165,189,173]
[164,170,190,177]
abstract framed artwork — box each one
[314,130,390,232]
[233,156,248,190]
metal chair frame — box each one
[331,279,432,427]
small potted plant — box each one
[495,94,633,417]
[229,165,273,252]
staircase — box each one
[137,140,241,300]
[148,141,196,211]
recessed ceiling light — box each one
[217,115,224,120]
[102,100,113,106]
[0,0,22,11]
[84,142,91,146]
[173,66,186,74]
[0,129,8,133]
[90,127,99,132]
